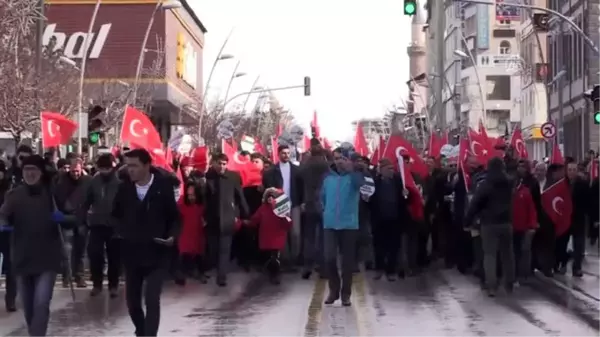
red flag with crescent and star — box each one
[541,178,572,237]
[120,105,162,150]
[381,134,428,179]
[467,128,493,167]
[509,126,529,159]
[222,139,261,187]
[40,111,78,148]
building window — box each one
[485,75,511,100]
[499,40,511,54]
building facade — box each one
[45,0,206,143]
[517,0,548,160]
[547,0,600,159]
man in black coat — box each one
[111,149,180,337]
[204,153,249,286]
[262,145,303,266]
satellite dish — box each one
[289,125,304,144]
[217,119,235,139]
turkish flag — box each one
[428,132,443,158]
[381,134,428,179]
[40,111,77,148]
[303,135,311,153]
[467,128,493,167]
[188,146,209,172]
[550,139,564,165]
[120,105,162,149]
[353,123,369,156]
[510,126,529,159]
[254,142,266,156]
[541,179,572,237]
[222,139,261,187]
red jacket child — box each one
[246,188,292,251]
[178,199,205,256]
[512,183,538,232]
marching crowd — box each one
[0,136,598,336]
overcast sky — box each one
[190,0,412,141]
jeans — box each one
[323,229,358,299]
[125,265,166,337]
[87,226,121,289]
[302,212,324,271]
[481,224,515,289]
[17,272,57,336]
[62,228,88,282]
[513,230,534,280]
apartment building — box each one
[432,1,523,139]
[547,0,600,159]
[517,0,548,160]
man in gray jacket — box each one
[81,154,121,298]
[300,142,331,279]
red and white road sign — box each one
[541,122,557,139]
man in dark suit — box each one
[204,153,249,286]
[262,145,303,267]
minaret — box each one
[407,0,427,78]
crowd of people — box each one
[0,137,597,336]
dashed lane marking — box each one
[303,277,326,337]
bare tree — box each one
[0,0,79,143]
[84,38,165,144]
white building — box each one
[442,2,522,138]
[517,0,548,160]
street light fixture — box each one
[233,72,247,78]
[218,54,234,61]
[132,0,182,104]
[453,50,469,58]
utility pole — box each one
[434,2,445,129]
[557,25,564,153]
[35,0,44,152]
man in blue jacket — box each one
[321,148,364,307]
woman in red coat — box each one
[244,188,292,284]
[177,182,207,284]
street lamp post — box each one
[454,47,487,128]
[221,61,247,111]
[76,0,103,154]
[132,0,182,104]
[242,76,261,113]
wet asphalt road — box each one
[0,265,597,336]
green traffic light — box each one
[404,2,416,15]
[595,112,600,124]
[89,132,100,144]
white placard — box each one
[360,176,375,197]
[272,193,291,218]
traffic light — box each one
[584,85,599,124]
[304,76,311,96]
[532,13,550,31]
[87,105,104,145]
[404,0,417,16]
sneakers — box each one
[75,278,88,288]
[386,274,396,282]
[341,297,351,307]
[572,269,583,278]
[373,272,383,280]
[109,288,119,299]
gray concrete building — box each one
[547,0,600,158]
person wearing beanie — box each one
[7,144,33,188]
[81,153,122,298]
[53,156,93,289]
[0,155,73,336]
